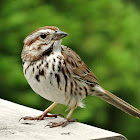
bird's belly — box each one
[27,71,67,105]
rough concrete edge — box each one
[90,135,127,140]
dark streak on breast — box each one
[25,64,30,74]
[35,75,40,82]
[39,69,45,76]
[52,63,55,71]
[62,67,68,94]
[46,62,49,68]
[55,73,60,88]
[58,65,61,72]
[33,67,34,73]
[49,72,53,85]
[58,61,61,72]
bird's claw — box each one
[19,113,64,122]
[46,118,78,128]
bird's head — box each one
[22,26,68,61]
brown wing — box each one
[61,46,99,85]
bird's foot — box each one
[46,118,78,128]
[19,113,64,121]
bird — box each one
[21,26,140,127]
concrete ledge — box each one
[0,99,127,140]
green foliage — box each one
[0,0,140,139]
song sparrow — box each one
[21,26,140,127]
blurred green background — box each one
[0,0,140,139]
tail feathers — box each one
[96,89,140,118]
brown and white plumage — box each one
[21,26,140,127]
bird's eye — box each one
[40,33,47,39]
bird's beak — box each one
[54,30,68,40]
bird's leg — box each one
[47,106,78,128]
[19,102,63,121]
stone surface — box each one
[0,99,127,140]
